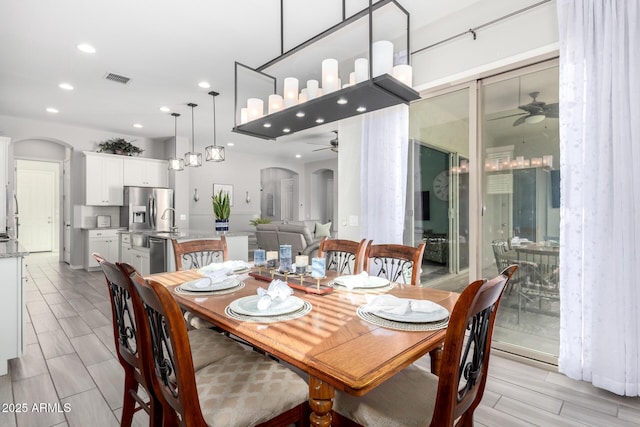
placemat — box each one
[224,301,312,323]
[328,280,395,293]
[356,306,449,331]
[174,282,245,296]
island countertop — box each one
[120,229,253,240]
[0,239,30,258]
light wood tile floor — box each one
[0,253,637,427]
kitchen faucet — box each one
[160,208,178,232]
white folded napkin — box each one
[364,294,442,316]
[256,279,293,310]
[198,260,250,274]
[190,278,214,289]
[337,272,369,290]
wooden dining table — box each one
[149,269,459,427]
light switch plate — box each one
[348,215,359,226]
[179,214,186,220]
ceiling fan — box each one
[312,131,338,152]
[491,92,559,126]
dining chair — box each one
[93,252,160,427]
[171,237,229,329]
[363,242,426,286]
[332,264,518,427]
[317,237,368,274]
[128,270,310,427]
[93,254,248,426]
[171,237,228,270]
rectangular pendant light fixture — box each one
[185,102,202,167]
[231,0,419,140]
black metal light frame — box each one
[232,0,419,140]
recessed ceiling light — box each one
[198,81,211,89]
[159,106,170,113]
[227,142,234,146]
[337,98,348,105]
[315,118,325,124]
[356,106,367,113]
[59,83,74,90]
[76,43,96,54]
[133,123,143,128]
[263,123,271,128]
[296,111,305,118]
[45,107,59,114]
[295,154,302,158]
[283,128,291,133]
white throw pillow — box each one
[315,222,332,238]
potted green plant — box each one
[249,217,271,227]
[97,138,144,156]
[212,190,231,234]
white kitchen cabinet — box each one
[130,247,150,275]
[0,255,26,376]
[85,229,120,269]
[123,157,168,188]
[120,233,133,264]
[84,152,124,206]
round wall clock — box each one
[433,170,449,201]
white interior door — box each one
[16,161,58,252]
[280,178,293,222]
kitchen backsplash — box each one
[74,205,121,228]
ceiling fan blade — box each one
[513,115,528,127]
[312,146,332,152]
[543,103,559,115]
[487,112,526,121]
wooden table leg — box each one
[429,344,444,375]
[309,376,334,427]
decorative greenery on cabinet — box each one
[97,138,144,155]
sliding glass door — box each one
[479,61,560,362]
[407,89,470,288]
[407,59,560,364]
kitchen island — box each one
[0,240,29,376]
[119,230,249,274]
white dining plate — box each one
[333,275,389,289]
[371,301,449,323]
[229,295,305,317]
[180,277,241,292]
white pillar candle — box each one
[298,89,308,103]
[306,80,319,99]
[349,72,355,85]
[240,107,248,124]
[322,58,339,94]
[372,40,394,77]
[283,77,299,108]
[543,155,553,167]
[266,250,278,268]
[392,64,413,86]
[295,255,308,275]
[247,98,264,121]
[268,94,283,114]
[354,58,368,83]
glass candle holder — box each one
[311,257,326,278]
[254,249,266,267]
[279,245,292,272]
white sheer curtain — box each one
[557,0,640,396]
[360,105,409,244]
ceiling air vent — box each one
[104,72,131,85]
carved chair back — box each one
[491,239,511,273]
[92,253,159,426]
[171,237,228,270]
[431,264,518,426]
[364,242,426,286]
[317,237,367,274]
[128,270,207,426]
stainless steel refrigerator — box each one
[120,186,174,232]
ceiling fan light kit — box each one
[232,0,419,140]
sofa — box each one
[423,232,448,264]
[255,220,331,258]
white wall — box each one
[411,0,559,90]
